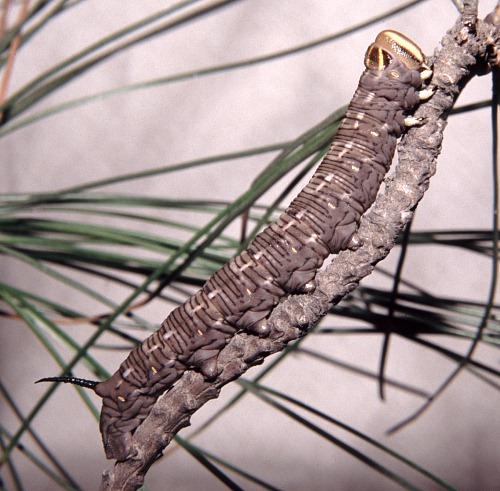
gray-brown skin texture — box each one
[95,53,423,461]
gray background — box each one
[1,1,499,489]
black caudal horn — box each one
[35,376,99,392]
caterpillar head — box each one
[364,30,429,77]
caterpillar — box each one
[37,30,431,461]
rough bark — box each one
[100,4,500,490]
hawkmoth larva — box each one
[37,29,431,461]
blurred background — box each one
[1,1,499,489]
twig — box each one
[0,0,29,123]
[0,0,11,37]
[388,2,500,435]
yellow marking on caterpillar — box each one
[328,202,336,210]
[291,246,298,254]
[352,164,360,172]
[207,289,220,300]
[118,396,126,402]
[151,366,158,374]
[315,181,327,192]
[245,288,252,295]
[197,329,203,336]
